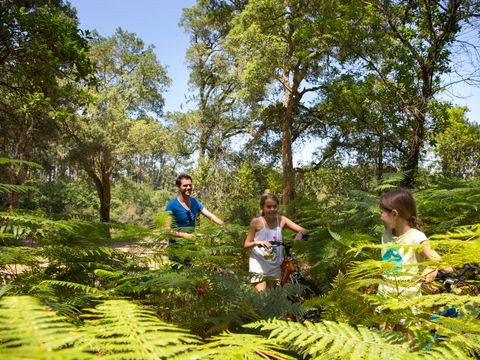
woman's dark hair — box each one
[259,193,279,216]
[176,174,192,186]
[380,188,420,227]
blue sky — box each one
[70,0,479,126]
[70,0,197,113]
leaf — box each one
[0,296,88,359]
[82,299,200,358]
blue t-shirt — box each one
[165,197,204,231]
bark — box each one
[6,115,35,209]
[83,159,111,223]
[280,73,296,206]
[401,112,425,188]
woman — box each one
[244,193,307,291]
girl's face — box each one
[262,198,279,217]
[380,207,395,231]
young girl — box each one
[244,193,307,292]
[378,188,450,298]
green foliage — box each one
[2,2,480,358]
[0,296,87,359]
[416,178,480,234]
[189,331,293,359]
[66,28,171,222]
[0,1,95,208]
[247,318,414,359]
[111,179,171,226]
[433,107,480,179]
[83,300,200,358]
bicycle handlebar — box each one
[435,263,479,291]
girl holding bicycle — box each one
[378,188,451,298]
[244,193,307,292]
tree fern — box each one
[82,299,200,359]
[0,296,88,359]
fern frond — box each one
[0,212,77,234]
[246,318,416,359]
[40,280,104,295]
[426,343,474,360]
[429,224,479,241]
[0,296,88,359]
[82,299,200,358]
[177,331,294,360]
[381,294,479,312]
[0,157,43,169]
[0,183,36,194]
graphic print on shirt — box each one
[382,247,403,275]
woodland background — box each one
[1,0,480,358]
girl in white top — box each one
[378,188,451,298]
[244,193,307,292]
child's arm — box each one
[421,243,453,282]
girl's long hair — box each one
[380,188,420,228]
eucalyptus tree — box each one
[325,0,480,187]
[226,0,336,204]
[180,0,247,163]
[66,29,171,222]
[0,0,94,209]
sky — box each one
[70,0,197,113]
[69,0,479,165]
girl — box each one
[378,188,450,298]
[244,193,307,292]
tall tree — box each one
[0,0,94,208]
[328,0,480,186]
[66,29,170,222]
[180,0,246,163]
[227,0,335,204]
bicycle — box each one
[423,263,479,349]
[280,238,321,321]
[282,242,319,291]
[423,262,480,296]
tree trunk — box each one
[6,115,35,209]
[99,169,111,223]
[376,136,384,183]
[6,164,24,209]
[83,161,111,223]
[199,127,208,162]
[401,115,424,188]
[281,78,296,205]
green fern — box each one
[82,299,200,358]
[0,296,89,359]
[0,183,36,194]
[178,331,294,359]
[40,280,105,295]
[246,318,473,359]
[246,318,416,359]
